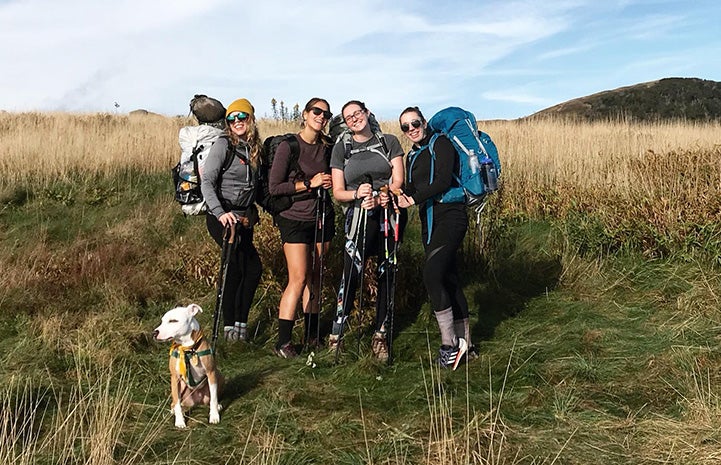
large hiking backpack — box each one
[328,112,389,164]
[423,106,502,205]
[172,95,228,215]
[409,107,502,243]
[172,130,237,215]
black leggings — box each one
[206,214,263,327]
[336,206,407,331]
[421,204,469,320]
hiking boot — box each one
[224,326,239,343]
[371,332,389,362]
[438,337,468,371]
[273,342,298,359]
[327,334,341,353]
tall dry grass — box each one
[2,111,719,254]
[402,116,720,258]
[0,112,186,186]
[3,111,718,191]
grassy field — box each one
[1,112,721,464]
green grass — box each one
[3,172,721,464]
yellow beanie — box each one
[226,98,254,118]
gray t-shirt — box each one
[330,133,403,191]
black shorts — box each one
[275,214,335,244]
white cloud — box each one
[0,0,718,119]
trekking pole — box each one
[356,177,377,354]
[305,187,322,350]
[335,205,362,364]
[385,190,401,365]
[356,207,368,354]
[212,222,236,352]
[317,188,327,344]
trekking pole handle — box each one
[223,222,236,245]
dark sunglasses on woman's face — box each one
[310,107,332,119]
[226,112,249,122]
[400,119,422,133]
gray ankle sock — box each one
[434,307,456,347]
[453,318,470,342]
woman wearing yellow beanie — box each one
[268,97,335,358]
[200,98,263,343]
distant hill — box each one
[528,77,721,122]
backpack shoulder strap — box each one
[374,131,389,158]
[341,132,353,161]
[284,134,303,177]
[219,136,235,173]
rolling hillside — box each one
[528,77,721,122]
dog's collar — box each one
[169,331,213,388]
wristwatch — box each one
[303,179,312,191]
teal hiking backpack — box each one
[425,106,501,204]
[408,106,502,243]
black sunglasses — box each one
[226,112,249,122]
[310,107,332,119]
[400,119,422,133]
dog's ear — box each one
[188,303,203,316]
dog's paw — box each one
[175,419,187,428]
[209,410,220,424]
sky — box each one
[1,0,719,120]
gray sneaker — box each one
[224,326,239,342]
[238,325,248,342]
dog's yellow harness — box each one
[169,331,214,388]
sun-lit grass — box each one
[3,111,721,463]
[3,111,719,259]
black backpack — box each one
[258,134,331,216]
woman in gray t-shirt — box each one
[328,100,407,362]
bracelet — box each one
[353,189,358,200]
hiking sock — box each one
[434,307,457,347]
[453,318,470,342]
[277,318,294,349]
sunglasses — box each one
[226,112,249,122]
[310,107,332,119]
[400,119,422,133]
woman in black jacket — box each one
[396,106,471,370]
[201,98,263,343]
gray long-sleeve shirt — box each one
[201,136,258,219]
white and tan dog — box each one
[153,304,224,428]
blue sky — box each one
[1,0,719,120]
